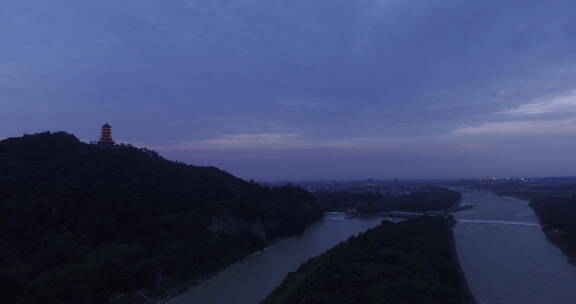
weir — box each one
[453,188,576,304]
[458,219,539,227]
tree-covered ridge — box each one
[262,217,474,304]
[0,132,323,304]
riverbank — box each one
[448,223,476,304]
[164,214,387,304]
[137,213,373,304]
[530,197,576,265]
[110,234,312,304]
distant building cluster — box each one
[484,177,529,184]
[265,179,416,196]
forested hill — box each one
[262,217,474,304]
[0,132,323,304]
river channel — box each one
[168,188,576,304]
[453,188,576,304]
[166,213,386,304]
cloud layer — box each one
[1,0,576,179]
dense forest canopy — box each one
[0,132,323,304]
[262,217,474,304]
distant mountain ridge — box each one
[0,132,323,304]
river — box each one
[167,188,576,304]
[166,213,387,304]
[453,188,576,304]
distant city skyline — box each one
[2,0,576,180]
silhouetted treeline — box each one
[262,217,474,304]
[315,186,462,213]
[531,196,576,263]
[0,132,323,304]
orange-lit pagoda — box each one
[97,123,115,145]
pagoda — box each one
[97,123,115,146]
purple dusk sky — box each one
[1,0,576,180]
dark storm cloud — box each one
[1,0,576,179]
